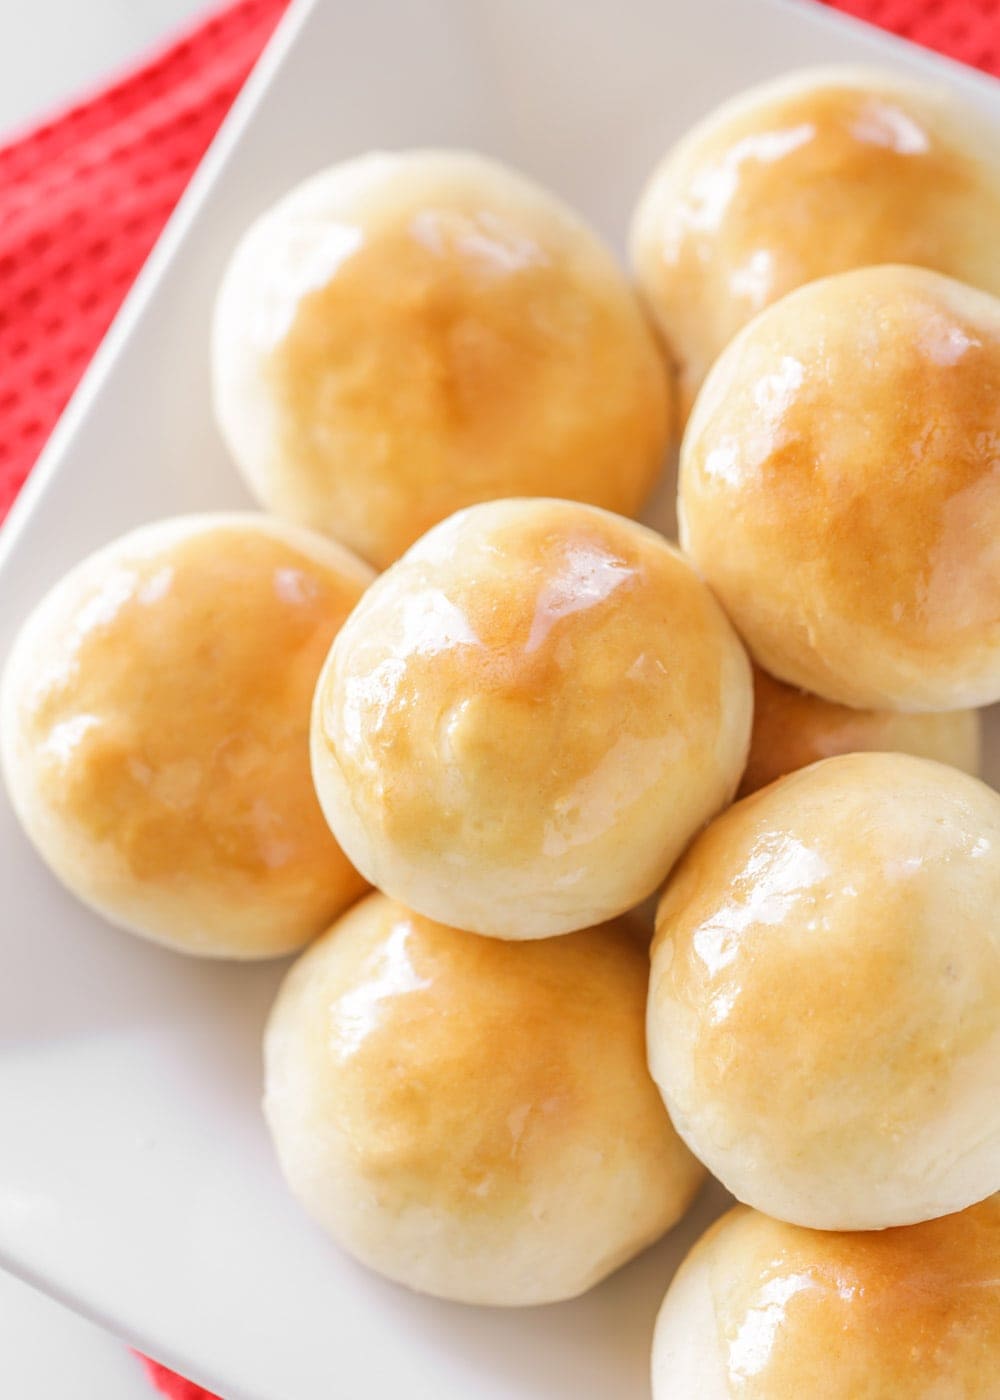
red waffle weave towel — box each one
[0,2,997,1398]
[0,0,291,526]
[139,1356,225,1400]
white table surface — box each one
[1,7,218,1394]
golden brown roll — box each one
[652,1199,1000,1398]
[0,515,373,958]
[679,264,1000,711]
[264,893,704,1305]
[631,66,1000,419]
[739,665,981,797]
[649,752,1000,1231]
[311,498,752,939]
[212,150,672,569]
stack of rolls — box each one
[287,494,752,1300]
[634,66,1000,1397]
[3,62,1000,1393]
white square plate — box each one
[1,2,998,1397]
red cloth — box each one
[0,1,996,1396]
[818,0,1000,72]
[0,0,290,525]
[139,1356,224,1400]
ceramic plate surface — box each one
[1,2,998,1396]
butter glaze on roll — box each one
[649,752,1000,1230]
[739,665,981,797]
[0,515,373,958]
[630,66,1000,419]
[680,265,1000,711]
[651,1199,1000,1399]
[264,893,704,1305]
[311,498,752,939]
[212,150,672,568]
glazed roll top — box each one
[264,893,704,1304]
[213,150,672,567]
[652,1199,1000,1399]
[311,497,752,938]
[649,752,1000,1230]
[0,514,373,957]
[680,265,1000,710]
[631,66,1000,417]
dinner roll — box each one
[631,66,1000,418]
[311,498,752,938]
[264,894,704,1305]
[212,150,671,569]
[652,1198,1000,1399]
[680,265,1000,710]
[739,665,980,797]
[649,752,1000,1231]
[0,515,373,958]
